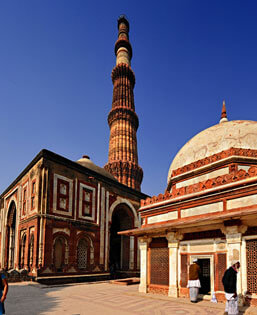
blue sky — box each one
[0,1,257,196]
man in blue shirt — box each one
[0,273,8,315]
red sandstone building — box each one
[0,16,147,281]
[122,103,257,305]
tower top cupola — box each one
[115,15,132,66]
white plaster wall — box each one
[227,194,257,210]
[190,243,214,252]
[147,211,178,224]
[181,201,223,218]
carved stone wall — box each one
[105,16,143,191]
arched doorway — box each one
[54,236,67,272]
[6,201,17,269]
[110,204,134,271]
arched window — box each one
[19,233,26,269]
[28,234,34,269]
[54,237,66,271]
[6,202,17,269]
[77,238,88,269]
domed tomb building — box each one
[121,103,257,304]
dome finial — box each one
[219,99,228,123]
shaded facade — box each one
[0,150,146,279]
[122,106,257,305]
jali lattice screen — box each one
[246,239,257,294]
[150,247,169,286]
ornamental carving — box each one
[104,161,143,191]
[107,107,139,129]
[141,165,257,207]
[111,63,135,87]
[171,147,257,178]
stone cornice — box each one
[111,63,135,87]
[104,161,143,191]
[0,149,148,201]
[114,39,133,58]
[140,177,257,212]
[171,166,257,199]
[168,155,257,190]
[169,147,257,183]
[107,107,139,129]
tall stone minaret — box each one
[104,15,143,191]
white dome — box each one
[77,155,117,181]
[168,120,257,182]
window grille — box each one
[217,253,226,291]
[150,247,169,286]
[77,239,88,269]
[246,239,257,294]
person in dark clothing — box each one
[222,261,240,315]
[0,272,8,315]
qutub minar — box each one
[105,15,143,191]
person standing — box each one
[222,261,240,315]
[187,258,201,303]
[0,272,8,315]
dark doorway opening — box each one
[6,202,17,269]
[109,205,133,272]
[198,258,211,295]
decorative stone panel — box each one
[78,183,96,221]
[53,174,73,217]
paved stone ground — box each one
[4,282,257,315]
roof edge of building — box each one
[0,149,149,200]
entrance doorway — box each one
[109,204,134,271]
[198,258,211,295]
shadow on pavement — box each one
[5,282,64,315]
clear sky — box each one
[0,0,257,197]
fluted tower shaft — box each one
[104,16,143,191]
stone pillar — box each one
[120,235,123,269]
[138,236,151,293]
[64,242,69,265]
[166,232,183,297]
[8,228,15,268]
[222,225,247,302]
[129,236,134,270]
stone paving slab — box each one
[4,281,257,315]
